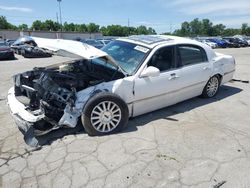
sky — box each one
[0,0,250,33]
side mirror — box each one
[140,66,160,78]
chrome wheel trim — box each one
[206,77,219,97]
[90,101,122,133]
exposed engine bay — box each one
[13,58,124,135]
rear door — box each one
[177,44,212,101]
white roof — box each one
[118,35,216,61]
[31,35,216,63]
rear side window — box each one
[178,45,207,66]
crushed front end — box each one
[7,58,124,146]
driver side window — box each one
[148,46,175,72]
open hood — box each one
[31,37,126,75]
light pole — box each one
[57,0,62,32]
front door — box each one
[133,45,184,117]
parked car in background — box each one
[234,35,250,46]
[5,39,16,46]
[235,37,248,47]
[245,37,250,46]
[221,38,239,48]
[20,46,52,58]
[207,38,228,48]
[97,39,112,46]
[7,35,235,146]
[81,39,104,49]
[11,36,37,54]
[0,40,15,60]
[201,40,218,48]
[223,37,241,48]
[0,40,7,46]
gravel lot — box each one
[0,48,250,188]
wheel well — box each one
[214,74,223,83]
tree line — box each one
[169,18,250,36]
[0,16,156,36]
[0,16,249,36]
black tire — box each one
[202,75,220,98]
[81,92,129,136]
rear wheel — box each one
[202,75,220,98]
[81,92,128,136]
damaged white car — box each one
[8,35,235,146]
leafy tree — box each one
[31,20,44,30]
[189,18,202,36]
[136,25,148,35]
[100,26,108,35]
[64,22,75,31]
[75,24,87,32]
[0,16,16,30]
[223,28,241,36]
[212,24,226,36]
[241,23,248,35]
[0,16,9,29]
[106,25,127,36]
[44,20,60,31]
[173,18,229,37]
[18,24,28,31]
[87,23,100,33]
[201,19,213,36]
[173,21,190,36]
[128,27,137,35]
[148,27,157,34]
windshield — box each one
[91,57,117,70]
[102,40,149,75]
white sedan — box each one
[8,35,235,146]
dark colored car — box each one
[223,37,246,48]
[0,41,15,60]
[207,38,228,48]
[11,36,37,54]
[5,39,16,46]
[222,38,241,48]
[235,37,248,47]
[20,46,52,58]
[81,39,104,49]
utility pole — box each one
[57,0,62,32]
[128,18,130,36]
[170,22,172,34]
[56,12,59,25]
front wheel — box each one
[81,92,129,136]
[202,75,220,98]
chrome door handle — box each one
[169,73,180,80]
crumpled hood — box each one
[31,37,124,74]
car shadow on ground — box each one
[123,85,242,133]
[35,85,242,147]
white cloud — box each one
[159,0,250,17]
[171,0,208,6]
[179,1,250,16]
[0,5,33,12]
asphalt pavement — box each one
[0,48,250,188]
